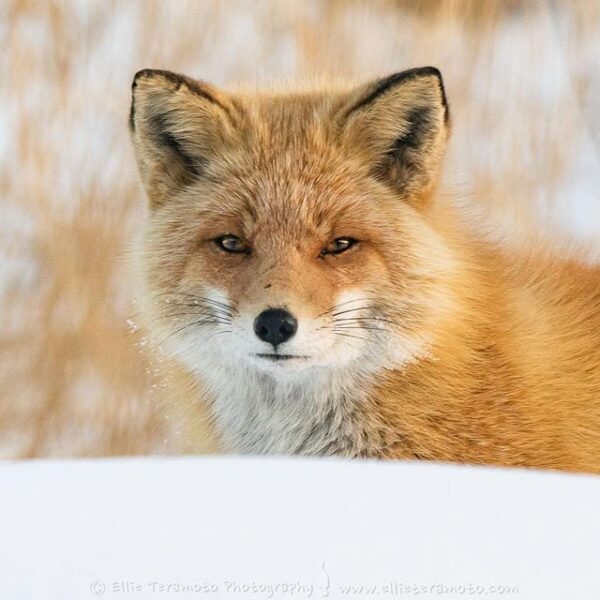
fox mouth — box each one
[256,353,309,362]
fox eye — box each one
[321,237,358,256]
[214,235,250,254]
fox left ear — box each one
[129,69,239,209]
[339,67,450,205]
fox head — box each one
[130,67,453,382]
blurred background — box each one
[1,0,599,458]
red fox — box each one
[130,67,600,472]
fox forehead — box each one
[184,132,384,249]
[236,89,344,135]
[197,98,369,215]
[200,157,381,240]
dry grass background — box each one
[1,0,599,458]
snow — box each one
[1,456,599,599]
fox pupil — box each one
[324,237,357,255]
[215,235,248,254]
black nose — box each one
[253,308,298,347]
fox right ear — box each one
[339,67,450,206]
[129,69,238,208]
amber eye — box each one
[321,237,358,256]
[214,235,250,254]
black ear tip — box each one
[371,66,446,100]
[130,70,157,129]
[131,68,190,94]
[389,66,444,85]
[402,66,445,93]
[417,66,443,79]
[132,68,158,89]
[410,66,449,121]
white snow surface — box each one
[1,456,599,599]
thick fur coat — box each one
[130,67,600,472]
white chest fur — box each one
[195,362,383,456]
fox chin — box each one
[129,67,600,472]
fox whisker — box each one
[163,304,234,319]
[333,331,373,344]
[330,305,373,318]
[206,329,233,341]
[154,291,237,315]
[333,326,388,332]
[318,296,377,317]
[161,317,230,344]
[198,296,238,314]
[150,311,232,324]
[158,301,234,320]
[333,316,398,326]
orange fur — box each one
[130,68,600,472]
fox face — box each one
[130,67,451,382]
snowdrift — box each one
[1,456,599,599]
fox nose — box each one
[253,308,298,347]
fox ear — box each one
[339,67,450,205]
[129,69,238,208]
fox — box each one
[129,66,600,472]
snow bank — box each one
[0,456,599,599]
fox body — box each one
[130,67,600,472]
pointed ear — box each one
[339,67,450,205]
[129,69,239,208]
